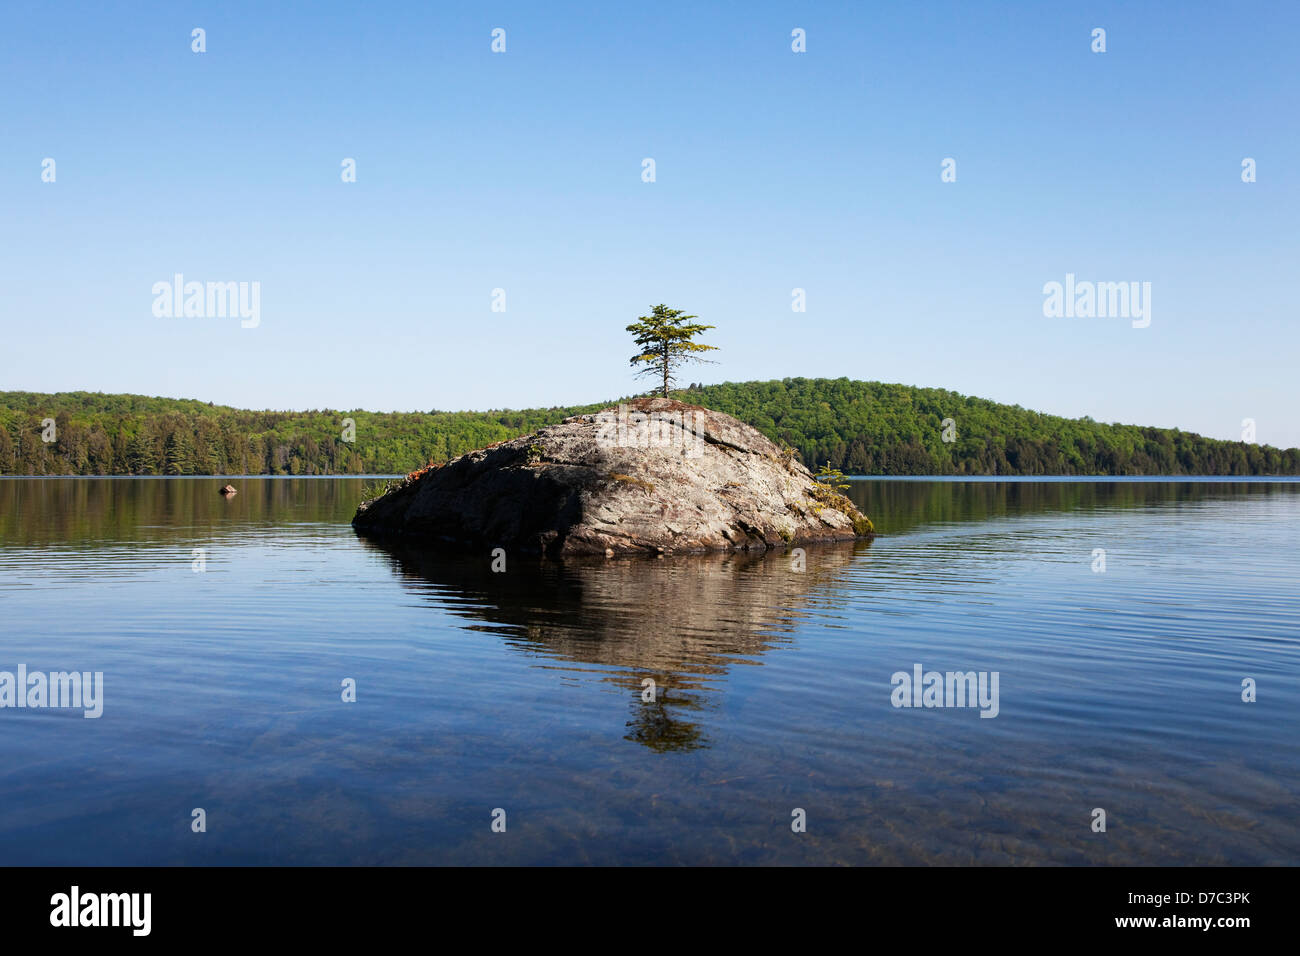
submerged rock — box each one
[351,397,873,556]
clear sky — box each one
[2,1,1297,446]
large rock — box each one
[351,397,873,556]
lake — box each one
[1,477,1297,865]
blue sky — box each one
[2,1,1297,446]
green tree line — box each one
[0,391,605,477]
[2,379,1296,476]
[682,378,1300,476]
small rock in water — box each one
[219,484,238,497]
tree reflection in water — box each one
[354,537,868,751]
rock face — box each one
[351,398,873,556]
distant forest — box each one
[2,378,1297,476]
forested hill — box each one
[684,380,1300,476]
[2,379,1296,477]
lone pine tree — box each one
[626,304,718,398]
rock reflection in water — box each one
[356,538,868,752]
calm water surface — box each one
[1,477,1297,865]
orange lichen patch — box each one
[609,472,655,492]
[405,461,444,484]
